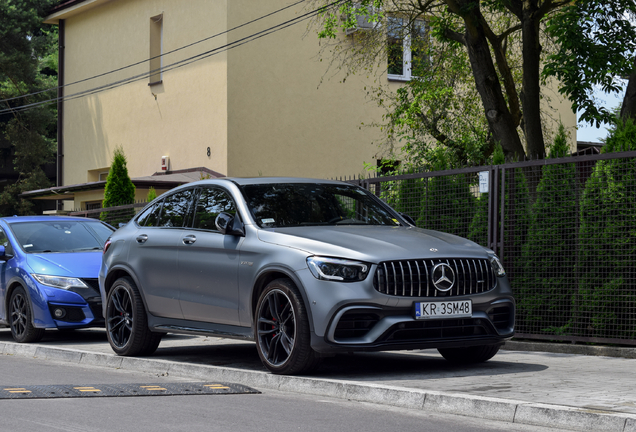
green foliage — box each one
[0,0,59,216]
[544,0,636,127]
[414,151,475,237]
[578,117,636,339]
[518,123,577,333]
[146,187,157,202]
[101,146,135,223]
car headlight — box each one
[32,274,89,290]
[306,257,370,282]
[489,255,506,277]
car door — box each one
[128,188,195,319]
[177,186,242,326]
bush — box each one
[518,123,577,334]
[101,146,136,224]
[577,117,636,339]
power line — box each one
[0,0,334,108]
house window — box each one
[86,201,102,210]
[149,14,163,85]
[387,17,427,81]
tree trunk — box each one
[620,59,636,121]
[454,2,526,160]
[521,1,545,158]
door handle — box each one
[136,234,148,244]
[182,235,196,245]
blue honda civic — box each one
[0,216,115,342]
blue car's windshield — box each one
[9,221,114,253]
[239,183,402,228]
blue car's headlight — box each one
[489,255,506,277]
[307,256,370,282]
[31,274,89,290]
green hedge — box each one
[577,118,636,339]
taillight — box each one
[103,239,112,254]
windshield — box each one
[240,183,402,228]
[10,220,115,253]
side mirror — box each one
[215,212,245,237]
[400,212,416,226]
[0,245,12,261]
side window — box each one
[192,187,236,231]
[156,189,194,228]
[136,201,163,227]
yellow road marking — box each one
[4,388,28,391]
[204,384,229,389]
[9,390,31,393]
[74,387,101,392]
[140,386,166,391]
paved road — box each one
[0,354,563,432]
[1,328,636,431]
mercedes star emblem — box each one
[431,263,455,292]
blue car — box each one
[0,216,115,342]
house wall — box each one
[225,1,385,179]
[59,0,229,186]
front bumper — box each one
[297,267,515,354]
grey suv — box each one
[99,178,514,374]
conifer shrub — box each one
[101,146,136,224]
[518,123,576,334]
[577,117,636,339]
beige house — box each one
[27,0,576,211]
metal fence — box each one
[350,150,636,346]
[86,151,636,346]
[70,201,148,227]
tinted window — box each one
[10,221,114,253]
[136,202,163,227]
[156,189,194,228]
[192,187,236,231]
[240,183,401,228]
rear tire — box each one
[105,277,162,356]
[9,286,45,343]
[438,344,501,364]
[255,278,320,375]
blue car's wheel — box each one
[106,277,162,356]
[9,286,45,343]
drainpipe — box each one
[57,19,65,211]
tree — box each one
[577,118,636,339]
[314,0,572,163]
[544,0,636,127]
[101,146,135,223]
[0,0,58,216]
[518,123,576,334]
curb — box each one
[503,340,636,359]
[2,341,635,432]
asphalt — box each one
[1,328,635,432]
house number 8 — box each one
[207,147,211,157]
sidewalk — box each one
[1,329,635,432]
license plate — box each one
[414,300,472,319]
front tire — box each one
[9,286,45,343]
[438,344,501,364]
[255,278,319,375]
[105,277,162,356]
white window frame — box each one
[387,17,426,82]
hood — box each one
[257,225,489,263]
[25,251,103,278]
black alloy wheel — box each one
[255,278,320,375]
[9,286,45,343]
[106,277,162,356]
